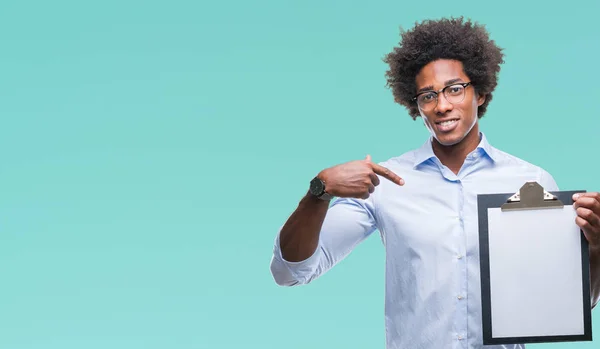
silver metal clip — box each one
[501,181,564,211]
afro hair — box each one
[383,17,505,120]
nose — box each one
[435,93,453,114]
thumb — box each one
[573,192,591,201]
[365,154,372,163]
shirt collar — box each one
[412,132,498,169]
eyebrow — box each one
[417,78,464,94]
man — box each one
[269,17,600,348]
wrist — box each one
[305,190,331,205]
[309,172,333,201]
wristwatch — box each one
[309,176,333,201]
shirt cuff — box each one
[271,231,322,284]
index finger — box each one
[371,163,404,186]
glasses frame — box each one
[412,82,472,111]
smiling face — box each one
[415,59,486,147]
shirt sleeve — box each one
[539,167,559,191]
[269,196,378,286]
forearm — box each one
[278,191,331,262]
[590,245,600,308]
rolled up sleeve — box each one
[270,197,378,286]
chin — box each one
[422,115,478,147]
[433,131,465,146]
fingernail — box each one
[573,194,580,200]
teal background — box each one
[0,0,598,348]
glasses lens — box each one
[417,92,437,111]
[444,84,466,104]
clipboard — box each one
[477,181,593,345]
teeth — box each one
[440,120,457,126]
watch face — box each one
[310,177,324,195]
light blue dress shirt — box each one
[270,133,559,349]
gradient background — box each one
[0,0,598,348]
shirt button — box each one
[458,335,463,340]
[457,254,463,259]
[458,295,464,300]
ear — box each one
[477,93,486,106]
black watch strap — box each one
[317,191,333,201]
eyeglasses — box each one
[412,82,472,112]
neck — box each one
[432,126,481,174]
